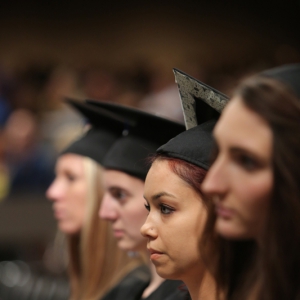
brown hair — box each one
[150,153,208,199]
[66,157,141,300]
[202,76,300,300]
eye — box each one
[66,173,77,182]
[236,154,259,171]
[110,188,128,202]
[144,203,150,212]
[160,204,174,215]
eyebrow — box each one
[108,186,131,195]
[230,146,265,160]
[144,192,176,202]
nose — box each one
[202,155,228,198]
[140,214,157,239]
[99,193,118,221]
[46,179,62,202]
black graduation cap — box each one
[260,64,300,98]
[156,69,229,170]
[173,68,229,130]
[61,99,133,165]
[157,119,217,170]
[85,100,185,180]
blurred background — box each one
[0,0,300,297]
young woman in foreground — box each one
[202,64,300,300]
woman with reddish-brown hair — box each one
[140,121,217,300]
[140,69,229,300]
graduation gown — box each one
[101,265,188,300]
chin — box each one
[59,224,79,235]
[118,241,139,252]
[215,219,249,240]
[154,265,180,280]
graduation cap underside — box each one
[61,99,135,165]
[84,100,185,180]
[173,68,229,130]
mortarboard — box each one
[61,99,133,165]
[86,100,185,180]
[173,68,229,130]
[156,69,229,170]
[260,64,300,98]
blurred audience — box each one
[2,109,55,195]
[39,66,84,153]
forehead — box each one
[145,160,191,194]
[104,169,144,189]
[56,154,85,171]
[214,97,273,157]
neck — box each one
[142,252,165,298]
[184,269,216,300]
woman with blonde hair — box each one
[47,100,146,300]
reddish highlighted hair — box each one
[149,153,208,203]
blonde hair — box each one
[66,157,141,300]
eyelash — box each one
[144,202,174,215]
[111,190,128,201]
[144,203,150,211]
[160,204,174,215]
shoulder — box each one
[145,280,189,300]
[101,265,150,300]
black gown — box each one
[101,265,189,300]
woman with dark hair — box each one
[140,69,229,300]
[141,127,215,300]
[202,64,300,300]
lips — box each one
[113,229,125,238]
[215,203,234,219]
[148,247,164,260]
[53,207,66,219]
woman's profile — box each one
[87,100,187,300]
[202,64,300,300]
[47,100,143,300]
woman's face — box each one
[202,97,273,241]
[99,170,147,252]
[141,160,206,281]
[46,154,88,234]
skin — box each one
[141,160,208,300]
[202,97,273,242]
[46,154,88,234]
[99,170,148,252]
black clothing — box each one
[101,265,188,300]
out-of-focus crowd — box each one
[0,61,268,202]
[0,62,180,201]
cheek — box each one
[233,174,272,234]
[124,205,148,231]
[167,211,204,257]
[71,186,88,224]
